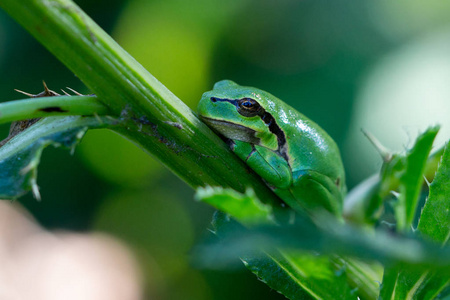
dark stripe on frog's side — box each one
[210,97,289,162]
[260,110,289,162]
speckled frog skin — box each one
[197,80,346,217]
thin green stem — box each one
[0,96,110,125]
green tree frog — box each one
[197,80,346,217]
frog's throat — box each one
[200,116,261,145]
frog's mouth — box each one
[200,116,260,145]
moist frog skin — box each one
[197,80,346,218]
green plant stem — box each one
[0,96,109,125]
[0,0,280,204]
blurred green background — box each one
[1,0,450,299]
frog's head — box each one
[197,80,281,150]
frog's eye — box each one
[237,98,262,117]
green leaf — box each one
[196,186,380,299]
[412,272,449,300]
[380,268,449,300]
[244,251,357,300]
[197,189,359,300]
[210,212,357,300]
[199,216,450,298]
[408,142,450,298]
[0,116,110,199]
[344,144,446,226]
[380,133,450,300]
[195,187,275,226]
[199,214,450,273]
[418,142,450,243]
[395,126,440,232]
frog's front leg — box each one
[231,140,292,189]
[231,141,342,218]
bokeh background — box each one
[1,0,450,299]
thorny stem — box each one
[0,95,110,125]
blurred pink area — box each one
[0,200,143,300]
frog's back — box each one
[268,96,347,215]
[255,89,344,182]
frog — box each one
[197,80,346,218]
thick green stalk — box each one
[0,0,280,204]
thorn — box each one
[380,220,396,229]
[41,81,60,97]
[66,87,83,96]
[362,129,393,162]
[31,178,41,201]
[93,112,103,124]
[42,80,49,92]
[105,116,119,124]
[20,160,36,176]
[32,185,41,201]
[423,175,431,187]
[15,81,60,98]
[61,89,71,96]
[14,89,34,97]
[390,190,400,198]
